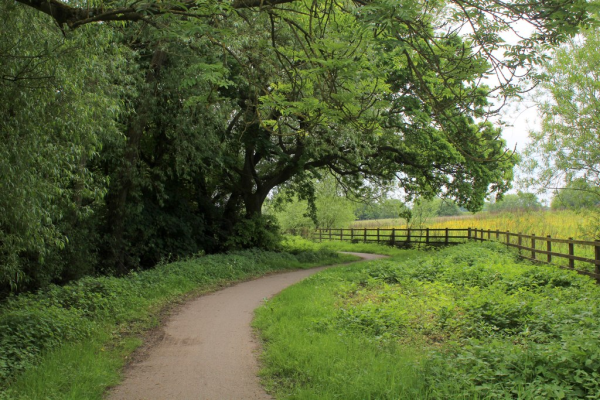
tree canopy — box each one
[1,0,596,292]
[524,25,600,190]
[484,192,543,213]
[551,179,600,210]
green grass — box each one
[2,331,133,400]
[0,247,356,399]
[283,235,408,257]
[254,241,600,399]
[254,250,427,399]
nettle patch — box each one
[322,242,600,398]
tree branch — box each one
[15,0,300,29]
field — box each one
[254,240,600,399]
[351,210,590,240]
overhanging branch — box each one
[15,0,300,29]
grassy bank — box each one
[254,241,600,399]
[0,247,355,400]
[282,235,408,257]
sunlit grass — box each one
[254,252,431,400]
[254,242,600,399]
[348,210,597,274]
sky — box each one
[500,100,539,153]
[489,22,552,203]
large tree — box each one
[0,4,132,289]
[551,179,600,210]
[524,26,600,190]
[1,0,596,290]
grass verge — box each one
[283,235,408,256]
[0,247,356,400]
[254,241,600,399]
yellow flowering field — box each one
[351,210,589,240]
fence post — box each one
[351,228,354,242]
[364,228,367,243]
[377,228,380,244]
[474,228,478,241]
[319,229,322,243]
[426,228,430,244]
[569,238,574,269]
[487,229,491,240]
[531,234,536,261]
[518,233,522,256]
[547,236,552,263]
[506,230,510,246]
[468,227,472,240]
[595,238,600,282]
[445,227,449,245]
[329,229,332,241]
[406,228,410,244]
[391,228,396,246]
[340,229,344,242]
[496,230,500,240]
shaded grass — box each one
[0,248,355,399]
[2,331,135,400]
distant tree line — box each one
[550,179,600,210]
[484,192,544,213]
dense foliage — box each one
[484,192,544,213]
[2,0,596,292]
[551,179,600,210]
[523,25,600,237]
[267,177,357,230]
[0,5,131,291]
[355,199,405,221]
[255,241,600,399]
[524,26,600,191]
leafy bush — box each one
[225,214,283,251]
[0,306,96,382]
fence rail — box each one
[305,227,600,282]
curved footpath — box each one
[107,252,386,400]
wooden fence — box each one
[307,227,600,282]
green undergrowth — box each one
[0,247,354,399]
[283,235,407,256]
[254,241,600,399]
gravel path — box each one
[107,252,386,400]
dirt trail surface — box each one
[107,252,386,400]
